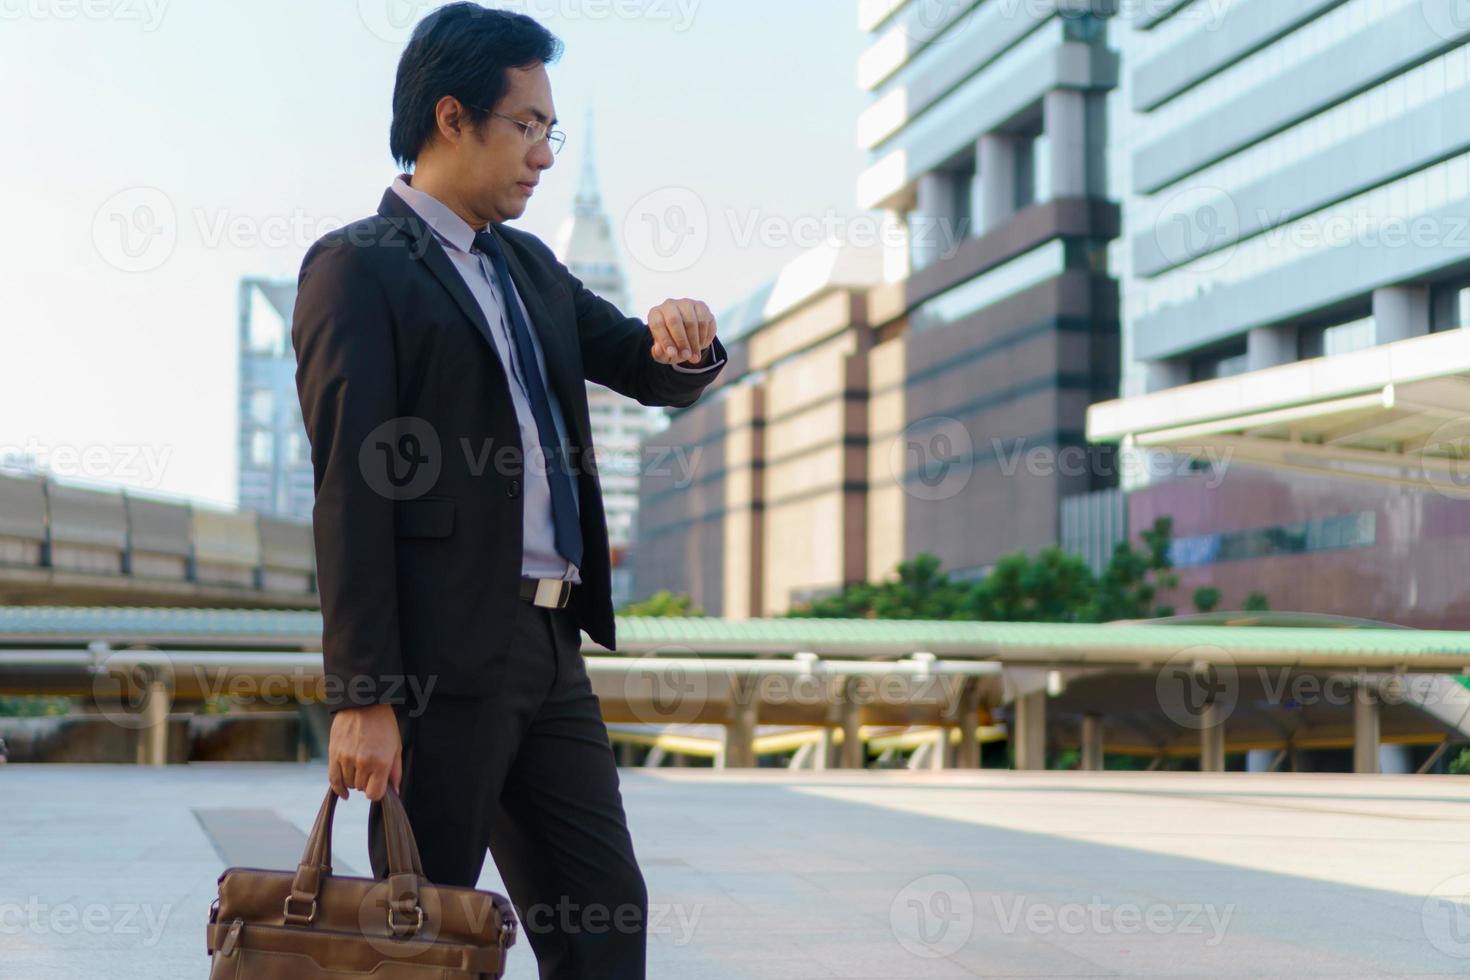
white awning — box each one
[1087,329,1470,493]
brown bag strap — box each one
[285,787,426,935]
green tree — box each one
[790,515,1221,623]
[801,553,971,620]
[967,547,1094,622]
[1079,517,1179,622]
[621,590,705,617]
[1243,590,1270,612]
[1193,586,1221,613]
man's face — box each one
[460,63,557,224]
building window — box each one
[251,431,274,466]
[249,389,273,426]
[1169,511,1377,569]
[1298,314,1375,360]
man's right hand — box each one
[328,703,402,802]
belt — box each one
[519,576,572,608]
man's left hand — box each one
[648,298,717,366]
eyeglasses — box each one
[465,102,566,155]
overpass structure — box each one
[0,472,317,608]
[2,608,1470,773]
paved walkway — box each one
[3,765,1470,977]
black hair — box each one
[389,3,564,168]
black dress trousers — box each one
[367,597,648,979]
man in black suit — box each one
[290,5,725,977]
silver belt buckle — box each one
[533,578,567,608]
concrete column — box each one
[1080,713,1104,771]
[911,171,958,271]
[839,681,865,769]
[719,676,759,769]
[136,675,171,767]
[1145,359,1189,392]
[881,208,911,284]
[1247,324,1296,372]
[976,133,1019,234]
[1044,89,1086,198]
[1373,285,1431,344]
[1013,690,1047,770]
[953,681,982,770]
[1431,283,1461,330]
[1199,699,1226,773]
[1353,684,1381,774]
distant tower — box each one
[237,277,313,521]
[555,110,669,609]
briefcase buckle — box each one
[387,904,424,936]
[282,895,317,925]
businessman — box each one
[290,5,726,977]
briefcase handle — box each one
[282,787,427,935]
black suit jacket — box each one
[291,187,726,712]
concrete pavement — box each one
[3,765,1470,977]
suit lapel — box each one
[377,189,587,448]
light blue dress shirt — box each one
[388,174,724,584]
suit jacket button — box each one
[507,480,521,498]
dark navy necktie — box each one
[472,228,583,570]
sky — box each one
[0,0,868,509]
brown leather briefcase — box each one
[206,786,518,978]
